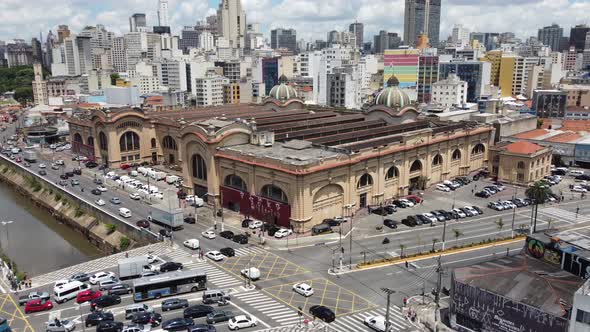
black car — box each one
[59,174,68,180]
[159,229,172,238]
[70,272,90,282]
[369,207,388,216]
[91,295,121,310]
[219,247,235,257]
[232,234,248,244]
[475,191,491,198]
[416,214,429,224]
[206,311,234,324]
[96,321,123,332]
[383,219,397,229]
[436,210,452,220]
[86,311,115,327]
[455,176,471,185]
[402,216,418,227]
[86,161,98,168]
[65,171,74,177]
[188,325,217,332]
[309,305,335,323]
[162,318,195,331]
[131,312,163,327]
[431,211,446,222]
[322,218,341,227]
[184,305,215,318]
[91,189,102,195]
[392,199,410,208]
[162,298,189,311]
[184,216,196,224]
[136,220,150,229]
[577,174,590,181]
[38,170,47,176]
[384,205,397,214]
[472,206,484,215]
[264,224,280,236]
[160,262,183,273]
[219,231,234,239]
[241,218,253,228]
[108,283,132,295]
[73,168,82,175]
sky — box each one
[0,0,589,44]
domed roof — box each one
[268,76,298,101]
[375,75,411,109]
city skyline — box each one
[0,0,589,43]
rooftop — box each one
[499,141,546,154]
[453,254,583,317]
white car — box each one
[436,184,450,192]
[202,231,216,239]
[573,185,588,193]
[95,199,106,206]
[186,195,204,207]
[183,239,200,250]
[97,185,108,192]
[129,193,141,200]
[89,271,116,285]
[206,251,226,262]
[55,159,65,165]
[292,283,314,297]
[45,319,76,332]
[150,192,164,199]
[399,198,414,207]
[363,315,386,332]
[333,216,348,223]
[38,163,46,168]
[274,228,292,238]
[452,208,467,218]
[54,279,69,288]
[228,315,257,330]
[248,220,263,229]
[422,213,438,223]
[464,206,479,216]
[146,254,159,264]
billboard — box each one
[383,49,419,89]
[220,186,291,228]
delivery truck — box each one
[148,205,184,230]
[118,256,149,279]
[23,150,37,163]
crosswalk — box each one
[233,246,267,256]
[330,306,413,332]
[233,291,300,326]
[539,207,590,224]
[31,242,172,288]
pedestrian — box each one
[403,297,407,306]
[405,261,409,269]
[125,252,129,258]
[81,188,84,192]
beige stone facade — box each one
[490,141,552,185]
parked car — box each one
[401,216,418,227]
[228,315,257,330]
[206,310,235,324]
[91,295,121,310]
[383,205,397,214]
[205,251,226,262]
[131,312,162,327]
[398,198,414,207]
[161,298,189,312]
[18,291,50,306]
[488,201,504,211]
[45,319,76,332]
[431,211,446,222]
[162,318,195,331]
[108,284,132,295]
[475,191,491,198]
[436,184,450,192]
[369,207,388,216]
[452,208,467,218]
[70,272,91,283]
[322,218,342,226]
[422,213,438,223]
[383,219,397,229]
[76,290,102,303]
[85,311,114,327]
[232,234,248,244]
[160,262,183,273]
[188,325,216,332]
[274,228,292,238]
[183,305,215,319]
[220,231,234,239]
[248,220,263,229]
[220,248,235,257]
[24,299,53,314]
[309,305,335,323]
[436,210,452,220]
[96,321,123,332]
[406,195,423,204]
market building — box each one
[67,78,493,232]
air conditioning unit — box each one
[251,131,274,147]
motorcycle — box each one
[217,299,230,307]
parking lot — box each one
[0,293,34,332]
[215,251,309,281]
[262,278,377,317]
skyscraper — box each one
[373,31,401,54]
[157,0,170,27]
[217,0,246,49]
[349,22,364,49]
[404,0,441,47]
[570,24,590,53]
[129,13,147,32]
[57,25,70,43]
[538,24,563,52]
[271,28,297,53]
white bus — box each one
[132,270,206,302]
[54,281,90,303]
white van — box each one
[54,281,89,303]
[119,208,132,218]
[166,175,179,184]
[571,170,585,176]
[130,170,138,177]
[153,172,166,181]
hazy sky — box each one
[0,0,588,43]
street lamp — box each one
[381,288,396,332]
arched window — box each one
[119,131,140,152]
[452,149,461,161]
[357,174,373,189]
[73,133,83,143]
[260,184,288,203]
[99,132,108,151]
[517,161,525,169]
[225,174,247,191]
[410,160,422,173]
[385,166,399,180]
[191,154,207,180]
[432,154,443,166]
[472,143,485,155]
[162,136,178,150]
[87,136,94,147]
[151,138,157,149]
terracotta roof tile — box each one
[560,120,590,132]
[502,141,545,154]
[546,132,582,143]
[513,129,548,139]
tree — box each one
[525,182,552,233]
[431,238,439,253]
[536,118,544,129]
[13,86,32,105]
[399,243,406,258]
[110,73,120,85]
[453,228,463,247]
[495,218,504,239]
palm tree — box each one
[453,228,463,247]
[496,218,504,239]
[431,238,439,253]
[399,243,406,258]
[525,182,552,233]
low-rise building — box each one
[431,74,467,107]
[489,141,552,185]
[532,89,567,118]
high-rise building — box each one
[262,57,279,95]
[384,49,419,90]
[349,22,364,49]
[5,42,33,68]
[157,0,170,27]
[570,24,590,53]
[32,62,48,106]
[271,28,297,53]
[44,31,56,68]
[470,32,500,51]
[439,59,491,102]
[180,26,200,52]
[537,24,563,52]
[480,50,502,87]
[563,46,578,70]
[124,32,161,71]
[531,90,567,118]
[417,54,438,103]
[31,38,42,63]
[129,13,147,32]
[194,70,229,106]
[451,24,470,48]
[373,31,401,54]
[57,25,70,43]
[111,37,127,72]
[217,0,246,49]
[498,55,544,97]
[431,74,467,107]
[404,0,441,47]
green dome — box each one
[268,83,298,101]
[375,82,411,109]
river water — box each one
[0,184,102,277]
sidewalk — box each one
[405,295,455,332]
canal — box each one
[0,183,102,276]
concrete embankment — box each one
[0,159,157,255]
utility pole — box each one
[435,255,445,326]
[381,288,396,332]
[441,220,447,251]
[349,210,354,267]
[511,184,517,238]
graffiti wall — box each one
[451,279,568,332]
[220,186,291,228]
[525,236,562,265]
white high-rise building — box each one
[194,70,230,106]
[217,0,246,49]
[32,62,48,106]
[111,37,127,73]
[432,74,467,107]
[157,0,169,27]
[124,32,161,71]
[199,32,215,51]
[452,24,470,48]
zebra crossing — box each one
[233,291,301,326]
[539,207,590,224]
[330,306,413,332]
[233,246,267,256]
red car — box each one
[76,290,102,304]
[120,164,131,170]
[24,299,53,314]
[15,157,21,163]
[406,195,423,204]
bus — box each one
[132,270,207,302]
